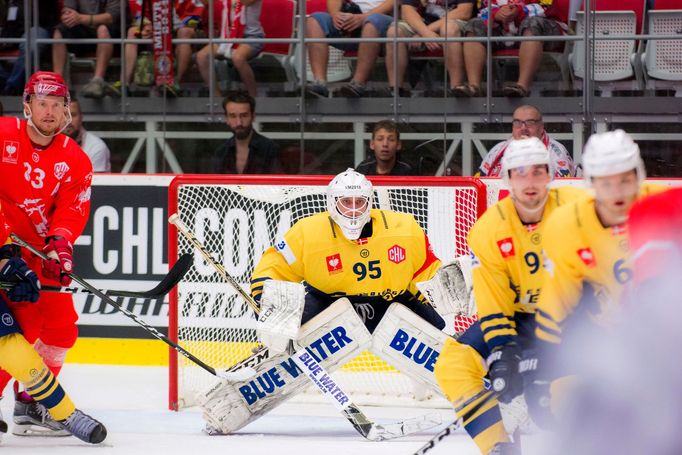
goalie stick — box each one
[0,253,193,299]
[9,232,235,380]
[170,213,442,441]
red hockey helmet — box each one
[23,71,71,105]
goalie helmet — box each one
[327,168,373,240]
[582,130,645,183]
[501,137,552,187]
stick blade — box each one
[366,412,443,441]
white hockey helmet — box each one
[327,168,373,240]
[501,137,552,186]
[582,130,645,183]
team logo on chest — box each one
[2,140,19,164]
[387,244,406,264]
[326,253,343,274]
[497,237,515,258]
[54,162,70,180]
[577,248,597,267]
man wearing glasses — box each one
[479,105,576,177]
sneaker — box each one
[56,409,107,444]
[81,78,106,99]
[380,87,411,98]
[338,80,366,98]
[155,83,182,98]
[105,80,124,97]
[12,396,70,437]
[305,81,329,98]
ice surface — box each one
[0,364,548,454]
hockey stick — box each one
[169,213,260,314]
[412,389,495,455]
[0,253,193,299]
[9,232,234,380]
[170,213,442,440]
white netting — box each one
[170,178,484,409]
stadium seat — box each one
[569,0,646,94]
[640,0,682,95]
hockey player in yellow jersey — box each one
[434,137,586,455]
[251,168,445,333]
[0,206,106,445]
[522,129,662,428]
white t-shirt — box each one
[80,129,111,172]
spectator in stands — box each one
[64,98,112,172]
[196,0,263,98]
[0,3,60,95]
[305,0,395,98]
[214,90,281,174]
[479,104,575,176]
[112,1,204,97]
[355,120,413,175]
[456,0,567,97]
[385,0,475,97]
[52,0,121,99]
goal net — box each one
[168,175,487,410]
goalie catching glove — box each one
[416,255,475,319]
[256,280,306,354]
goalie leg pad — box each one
[257,280,306,354]
[201,298,371,434]
[371,302,448,395]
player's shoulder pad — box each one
[373,209,417,230]
[639,181,669,198]
[550,185,588,206]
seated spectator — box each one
[385,0,475,97]
[305,0,395,98]
[52,0,121,99]
[196,0,263,98]
[479,104,575,176]
[112,0,204,97]
[356,120,413,175]
[456,0,567,97]
[0,3,60,95]
[64,98,112,172]
[214,90,281,174]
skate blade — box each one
[12,424,71,437]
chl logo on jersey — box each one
[388,244,406,264]
[577,248,597,267]
[2,140,19,164]
[497,237,515,258]
[326,253,343,274]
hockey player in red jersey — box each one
[0,71,93,436]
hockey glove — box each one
[0,256,40,303]
[42,236,73,286]
[487,342,524,404]
[520,347,555,430]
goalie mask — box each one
[23,71,72,138]
[327,169,373,240]
[582,130,645,184]
[501,137,552,187]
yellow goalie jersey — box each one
[251,209,441,306]
[469,186,587,350]
[535,183,663,344]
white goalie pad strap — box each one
[257,280,306,354]
[200,298,371,435]
[416,255,475,318]
[371,302,448,396]
[500,394,538,435]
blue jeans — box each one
[310,12,393,51]
[0,27,49,94]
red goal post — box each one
[167,175,487,411]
